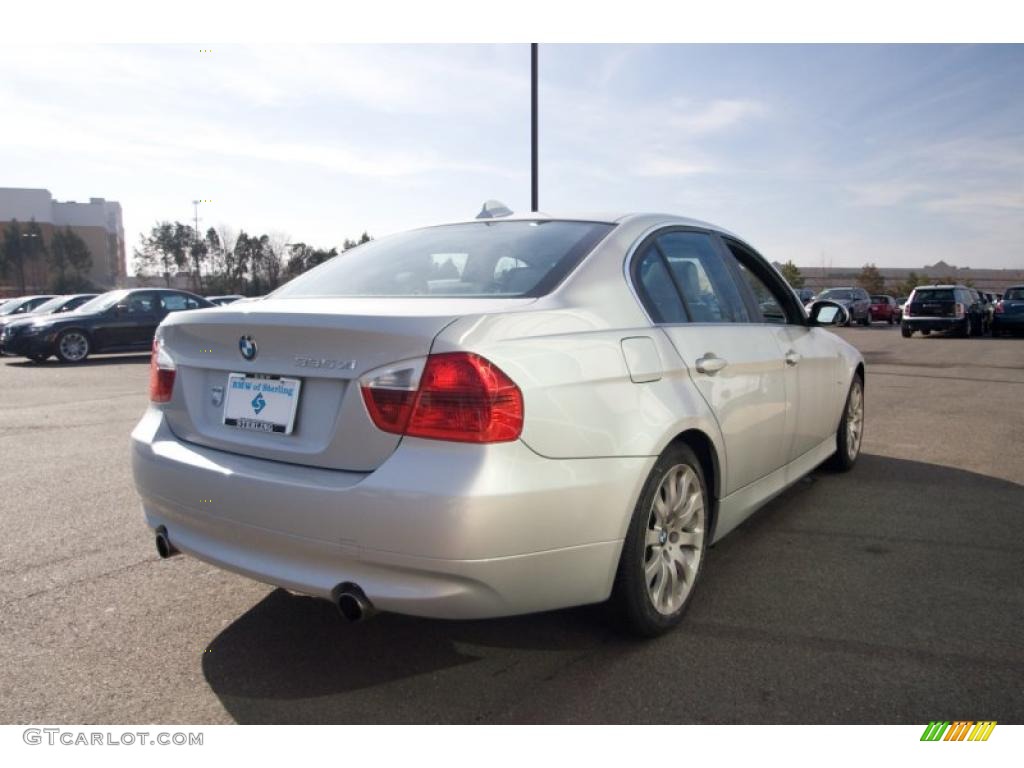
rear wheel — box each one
[55,330,90,363]
[859,315,870,326]
[28,353,49,363]
[825,374,864,472]
[612,443,708,637]
[901,325,912,338]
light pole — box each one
[192,200,203,292]
[531,43,539,213]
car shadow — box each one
[201,453,1024,724]
[5,353,150,367]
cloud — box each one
[667,99,767,136]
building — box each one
[0,187,125,295]
[780,261,1024,296]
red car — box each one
[869,294,900,324]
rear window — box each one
[870,295,887,303]
[1004,288,1024,300]
[912,289,955,302]
[273,220,614,299]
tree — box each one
[778,260,805,288]
[857,263,885,295]
[133,222,193,286]
[895,271,925,297]
[49,227,92,291]
[0,219,26,293]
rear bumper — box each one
[992,315,1024,332]
[902,317,967,333]
[131,408,651,619]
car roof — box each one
[421,211,740,237]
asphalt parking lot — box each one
[1,325,1022,724]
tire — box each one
[887,315,894,325]
[859,316,870,326]
[55,329,91,363]
[825,373,864,472]
[612,443,709,637]
[29,354,49,363]
[960,319,971,338]
[922,329,931,336]
[901,325,912,338]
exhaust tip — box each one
[155,526,179,559]
[333,583,376,622]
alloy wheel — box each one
[846,379,864,461]
[59,332,89,362]
[643,464,706,615]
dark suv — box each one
[901,285,987,338]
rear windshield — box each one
[272,220,615,299]
[1004,288,1024,300]
[870,295,888,303]
[912,289,955,302]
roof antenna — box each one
[476,200,514,219]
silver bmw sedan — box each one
[131,212,863,636]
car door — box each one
[631,229,790,495]
[110,291,159,349]
[720,237,845,463]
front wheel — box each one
[612,444,709,637]
[825,374,864,472]
[55,330,91,363]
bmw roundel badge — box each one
[239,335,258,361]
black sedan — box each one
[4,288,213,363]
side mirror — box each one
[808,300,849,326]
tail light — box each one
[994,301,1005,314]
[954,302,966,318]
[361,352,523,443]
[149,337,176,403]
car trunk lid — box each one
[157,297,535,472]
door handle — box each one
[785,350,801,367]
[695,354,727,375]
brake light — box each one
[954,302,966,318]
[995,301,1005,314]
[361,352,523,443]
[149,337,176,403]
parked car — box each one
[869,294,900,324]
[811,287,871,326]
[131,212,865,636]
[992,285,1024,337]
[795,287,816,304]
[901,285,987,338]
[8,288,213,363]
[0,295,57,322]
[0,294,98,357]
[207,294,246,306]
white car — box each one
[131,212,863,636]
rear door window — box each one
[655,231,751,323]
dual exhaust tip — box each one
[155,528,375,622]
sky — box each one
[1,44,1022,270]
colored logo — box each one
[239,335,257,360]
[251,392,266,415]
[920,721,997,742]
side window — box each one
[723,241,800,325]
[185,296,200,309]
[655,232,750,323]
[128,292,157,314]
[633,244,688,324]
[160,293,189,312]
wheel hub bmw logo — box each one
[239,335,258,360]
